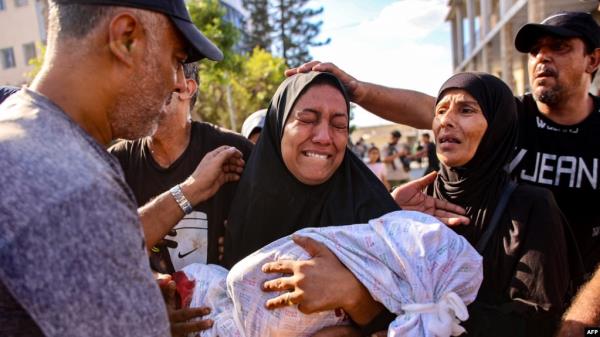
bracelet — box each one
[169,184,193,215]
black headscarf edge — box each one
[432,72,519,243]
[224,72,398,266]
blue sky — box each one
[307,0,452,126]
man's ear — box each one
[179,79,198,100]
[586,48,600,75]
[107,11,144,67]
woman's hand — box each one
[391,171,470,226]
[261,235,383,325]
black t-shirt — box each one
[461,184,573,337]
[426,142,439,170]
[109,122,253,273]
[512,93,600,272]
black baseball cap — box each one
[515,11,600,53]
[54,0,223,62]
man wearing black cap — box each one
[0,1,244,336]
[510,11,600,274]
[289,11,600,274]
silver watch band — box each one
[169,184,193,215]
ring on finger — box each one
[286,292,294,306]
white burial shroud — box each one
[183,210,483,337]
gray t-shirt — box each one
[0,89,170,337]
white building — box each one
[0,0,46,86]
[446,0,600,94]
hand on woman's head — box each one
[281,82,349,185]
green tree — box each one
[188,0,242,128]
[188,0,242,76]
[25,43,46,82]
[189,0,285,131]
[242,0,272,51]
[231,47,286,120]
[273,0,330,68]
[193,47,285,129]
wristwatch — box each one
[169,184,193,215]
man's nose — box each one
[532,46,552,63]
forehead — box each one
[298,83,345,102]
[438,88,477,103]
[295,83,346,109]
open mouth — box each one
[439,136,461,144]
[535,68,556,79]
[303,151,331,160]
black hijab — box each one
[431,72,518,244]
[224,72,399,267]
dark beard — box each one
[533,84,563,106]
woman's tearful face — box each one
[281,83,349,185]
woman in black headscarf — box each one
[428,72,582,336]
[223,72,400,334]
[224,71,399,266]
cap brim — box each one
[515,23,580,52]
[171,16,223,62]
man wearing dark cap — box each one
[510,11,600,275]
[289,11,600,274]
[0,1,244,336]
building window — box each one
[14,0,27,7]
[1,48,16,69]
[0,0,5,11]
[23,43,36,65]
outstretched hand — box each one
[157,274,213,337]
[182,145,244,205]
[391,171,470,226]
[285,61,367,104]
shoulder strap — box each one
[475,181,518,254]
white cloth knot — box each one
[401,292,469,337]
